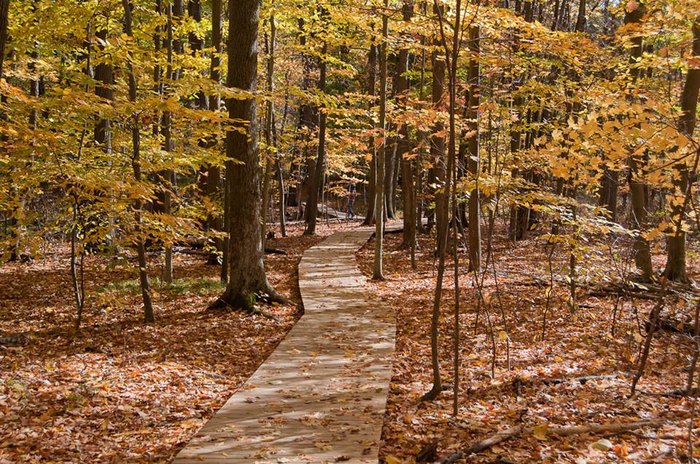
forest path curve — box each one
[174,226,396,463]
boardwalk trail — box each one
[175,227,396,463]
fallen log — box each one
[643,387,700,398]
[0,334,28,346]
[512,374,623,396]
[264,247,288,255]
[439,420,665,464]
[542,374,620,386]
[646,316,694,336]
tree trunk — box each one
[208,0,224,267]
[664,17,700,282]
[219,0,281,310]
[122,0,155,323]
[305,39,327,236]
[625,3,653,281]
[297,18,317,224]
[384,131,396,219]
[94,26,113,150]
[552,0,561,30]
[363,42,378,226]
[431,12,447,253]
[467,25,481,272]
[276,156,287,236]
[161,1,178,284]
[261,17,276,245]
[0,0,8,79]
[575,0,586,32]
[373,1,388,280]
[598,169,618,222]
[398,0,415,249]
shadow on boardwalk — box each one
[174,227,396,463]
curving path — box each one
[174,227,396,463]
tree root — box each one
[207,287,286,320]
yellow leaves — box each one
[533,424,549,440]
[385,455,404,464]
[642,228,663,241]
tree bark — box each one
[625,3,654,281]
[373,1,388,280]
[261,18,276,246]
[598,169,618,222]
[218,0,281,310]
[363,42,378,226]
[663,17,700,282]
[551,0,561,31]
[398,0,415,249]
[467,25,481,272]
[384,130,396,219]
[305,37,327,236]
[122,0,155,323]
[94,25,113,150]
[0,0,9,80]
[575,0,586,32]
[161,1,178,284]
[208,0,224,268]
[297,18,317,224]
[431,12,447,253]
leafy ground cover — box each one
[357,227,699,464]
[0,223,345,462]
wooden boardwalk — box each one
[174,228,395,463]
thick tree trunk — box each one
[122,0,155,323]
[664,17,700,282]
[219,0,281,310]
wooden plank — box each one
[174,227,395,463]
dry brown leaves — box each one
[357,227,698,464]
[0,222,343,463]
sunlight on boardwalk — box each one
[174,227,395,463]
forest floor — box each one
[2,219,699,463]
[0,222,350,463]
[357,225,700,464]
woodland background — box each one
[1,0,700,461]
